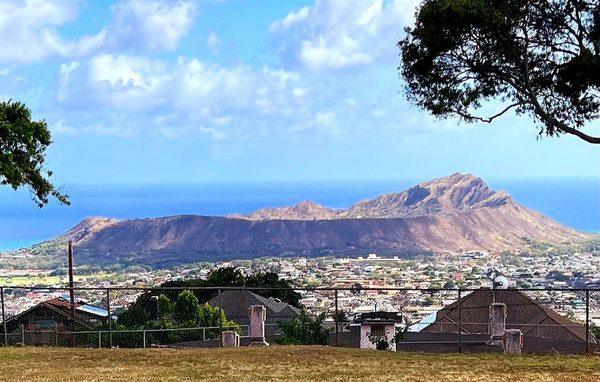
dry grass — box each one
[0,346,598,382]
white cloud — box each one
[158,125,227,141]
[292,87,308,97]
[271,0,419,71]
[0,0,199,63]
[206,31,221,51]
[108,0,198,52]
[51,120,135,138]
[35,0,427,142]
[0,0,106,63]
[56,61,80,101]
[50,46,422,141]
[66,54,303,114]
[315,111,336,126]
[53,53,309,139]
[270,6,310,32]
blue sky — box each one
[1,0,599,187]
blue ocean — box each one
[0,178,598,252]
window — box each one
[35,319,55,330]
[370,325,386,337]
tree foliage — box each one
[0,100,69,206]
[275,311,331,345]
[157,294,173,318]
[173,290,202,324]
[114,301,149,328]
[115,291,238,346]
[115,267,301,340]
[400,0,600,143]
[146,267,302,308]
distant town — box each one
[2,240,599,329]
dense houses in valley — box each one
[1,245,600,328]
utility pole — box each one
[458,288,462,354]
[585,289,590,354]
[334,289,339,347]
[68,241,76,340]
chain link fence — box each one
[0,285,598,354]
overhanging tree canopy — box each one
[0,100,69,206]
[399,0,600,144]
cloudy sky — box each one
[1,0,598,185]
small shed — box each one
[350,311,403,351]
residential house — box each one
[0,297,109,346]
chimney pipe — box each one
[489,302,506,345]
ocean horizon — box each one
[0,177,598,252]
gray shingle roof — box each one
[422,289,592,343]
[207,290,299,322]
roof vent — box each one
[493,275,509,289]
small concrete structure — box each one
[350,312,403,351]
[503,329,523,354]
[221,331,240,347]
[248,305,269,346]
[489,303,506,345]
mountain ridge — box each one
[233,173,514,220]
[62,173,590,265]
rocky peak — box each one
[419,173,497,210]
[241,200,337,220]
[238,173,514,221]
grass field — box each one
[0,346,598,382]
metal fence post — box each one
[586,289,590,355]
[458,288,462,354]
[54,322,58,346]
[106,288,112,349]
[219,307,224,347]
[98,331,101,349]
[218,289,223,347]
[334,289,339,347]
[1,287,7,347]
[21,324,24,346]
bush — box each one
[368,328,405,351]
[368,333,391,350]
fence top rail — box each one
[20,322,584,334]
[429,322,587,327]
[21,323,281,335]
[1,285,599,292]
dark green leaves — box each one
[399,0,600,143]
[0,100,69,206]
[276,311,331,345]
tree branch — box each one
[520,7,600,144]
[550,122,600,143]
[454,103,520,123]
